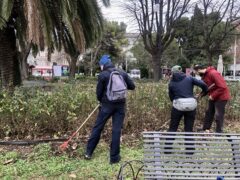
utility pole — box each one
[90,51,93,77]
[234,35,237,80]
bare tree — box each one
[196,0,240,64]
[125,0,191,81]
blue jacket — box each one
[169,72,208,102]
[97,62,135,104]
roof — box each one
[32,66,52,70]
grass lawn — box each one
[0,142,143,179]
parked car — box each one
[129,69,141,79]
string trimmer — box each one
[59,104,100,151]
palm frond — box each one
[71,18,85,53]
[42,0,63,51]
[23,0,42,46]
[38,0,55,50]
[0,0,14,29]
[60,0,78,48]
[62,25,78,56]
[77,0,103,48]
[15,0,28,52]
[1,0,105,59]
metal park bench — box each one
[143,131,240,180]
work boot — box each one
[110,156,121,165]
[84,153,92,160]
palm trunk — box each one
[19,57,28,80]
[19,44,31,80]
[69,56,78,79]
[0,26,21,88]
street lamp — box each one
[233,35,237,80]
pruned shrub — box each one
[0,81,239,139]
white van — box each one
[130,69,141,79]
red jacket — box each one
[202,67,230,101]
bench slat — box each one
[143,131,240,136]
[144,172,240,177]
[143,134,240,140]
[144,144,240,149]
[144,153,237,159]
[144,167,240,172]
[144,176,239,180]
[143,132,240,179]
[144,149,239,154]
[144,162,240,168]
[144,139,240,144]
[144,158,240,164]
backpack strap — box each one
[104,69,114,91]
[109,71,114,91]
[106,68,116,74]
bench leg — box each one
[185,135,195,155]
[228,136,240,178]
[154,134,162,176]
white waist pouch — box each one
[173,98,197,111]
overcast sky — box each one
[100,0,193,33]
[100,0,200,33]
[101,1,138,33]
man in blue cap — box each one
[85,54,135,164]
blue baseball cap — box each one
[99,55,111,65]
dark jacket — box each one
[96,62,135,104]
[169,72,208,101]
[202,67,230,101]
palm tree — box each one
[0,0,109,87]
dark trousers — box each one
[165,107,196,153]
[203,100,227,133]
[169,107,196,132]
[86,103,125,162]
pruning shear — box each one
[196,83,215,100]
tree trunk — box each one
[152,53,162,81]
[69,56,78,79]
[92,44,102,64]
[0,26,21,88]
[206,50,213,65]
[19,44,31,80]
[19,58,28,80]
